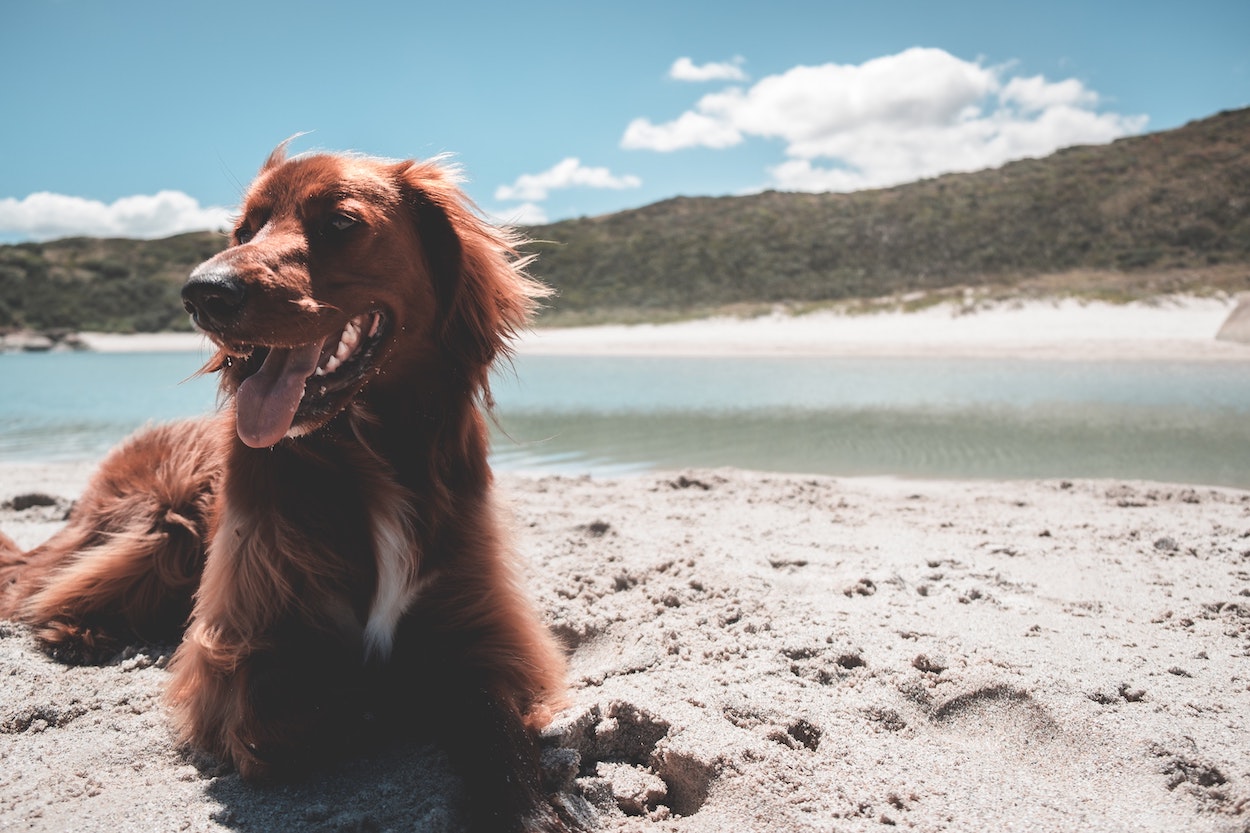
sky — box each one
[1,0,1247,242]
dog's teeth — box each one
[368,314,381,338]
[333,321,362,363]
[312,315,374,379]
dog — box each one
[0,143,571,832]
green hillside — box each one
[1,107,1247,333]
[525,107,1250,320]
[0,231,223,332]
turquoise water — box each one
[3,351,1250,487]
[0,351,220,462]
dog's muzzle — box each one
[183,264,247,332]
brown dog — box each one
[0,144,569,832]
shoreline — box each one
[33,295,1249,361]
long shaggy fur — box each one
[0,147,569,832]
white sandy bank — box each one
[70,296,1250,361]
[519,296,1250,360]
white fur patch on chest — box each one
[362,491,422,660]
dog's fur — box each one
[0,146,569,832]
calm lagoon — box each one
[3,351,1249,488]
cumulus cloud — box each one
[487,201,549,226]
[999,74,1098,112]
[0,190,232,241]
[669,56,748,82]
[623,47,1148,192]
[622,111,744,152]
[494,157,641,203]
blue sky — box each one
[1,0,1247,242]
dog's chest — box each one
[220,444,421,656]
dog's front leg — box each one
[379,629,572,833]
[168,615,370,781]
[424,679,571,833]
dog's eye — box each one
[326,213,359,234]
[235,226,255,245]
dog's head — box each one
[183,143,548,449]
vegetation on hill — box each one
[525,107,1250,321]
[0,231,223,332]
[1,108,1247,333]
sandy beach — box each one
[528,295,1250,360]
[3,296,1249,831]
[68,295,1250,361]
[2,462,1249,832]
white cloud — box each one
[494,157,641,203]
[487,201,549,226]
[669,56,747,82]
[0,190,232,241]
[768,160,871,194]
[621,111,744,152]
[624,47,1148,192]
[999,75,1097,113]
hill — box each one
[526,107,1250,321]
[0,231,223,332]
[1,107,1247,333]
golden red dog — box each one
[0,144,569,832]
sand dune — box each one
[3,463,1248,831]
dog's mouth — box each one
[228,311,387,448]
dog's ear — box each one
[394,160,550,393]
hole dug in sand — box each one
[1148,743,1242,814]
[542,700,720,823]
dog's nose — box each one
[182,265,246,330]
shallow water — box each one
[3,352,1249,487]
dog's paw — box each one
[542,798,595,833]
[33,619,118,664]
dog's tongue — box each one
[235,340,325,448]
